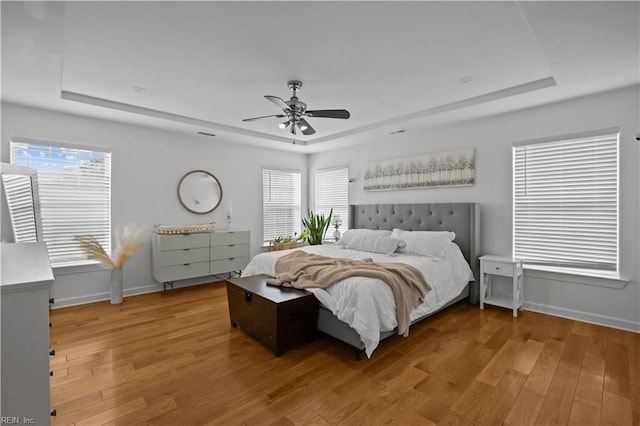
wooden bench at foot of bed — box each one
[226,274,318,356]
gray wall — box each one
[309,85,640,332]
[1,103,308,306]
[2,84,638,332]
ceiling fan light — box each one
[278,121,290,129]
[298,123,308,131]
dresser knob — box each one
[49,349,56,356]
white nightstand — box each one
[479,255,524,317]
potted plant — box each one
[300,208,333,245]
[269,233,303,251]
[75,223,147,304]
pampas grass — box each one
[75,234,116,268]
[75,223,147,269]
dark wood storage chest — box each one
[226,274,318,356]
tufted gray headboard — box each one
[350,203,480,302]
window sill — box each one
[53,261,110,276]
[524,265,628,289]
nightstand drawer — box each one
[482,260,514,277]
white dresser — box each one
[1,242,55,425]
[152,230,250,289]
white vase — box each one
[110,267,123,304]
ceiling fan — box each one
[242,80,350,136]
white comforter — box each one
[242,244,473,357]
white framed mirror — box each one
[177,170,222,214]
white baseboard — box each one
[51,279,224,309]
[524,301,640,333]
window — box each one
[11,138,112,267]
[262,168,301,244]
[513,128,619,274]
[315,167,349,240]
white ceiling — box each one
[2,1,639,153]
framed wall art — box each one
[363,148,474,191]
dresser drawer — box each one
[211,243,249,261]
[211,231,250,247]
[156,233,210,250]
[482,260,514,277]
[157,247,209,266]
[157,262,210,282]
[211,257,249,274]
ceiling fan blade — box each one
[298,118,316,135]
[305,109,350,119]
[265,95,291,111]
[242,114,285,122]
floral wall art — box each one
[363,148,475,191]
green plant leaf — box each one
[301,208,333,245]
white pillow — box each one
[337,229,404,255]
[338,229,391,247]
[391,228,456,259]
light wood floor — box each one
[50,283,639,425]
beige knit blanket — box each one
[265,251,431,336]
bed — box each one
[243,203,480,359]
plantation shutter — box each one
[11,139,112,266]
[513,129,619,272]
[315,167,349,239]
[262,168,301,243]
[1,172,38,242]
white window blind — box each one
[263,168,301,243]
[513,130,619,272]
[315,167,349,239]
[11,139,112,266]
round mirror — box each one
[177,170,222,214]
